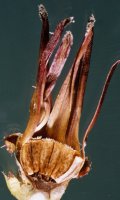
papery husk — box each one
[4,138,84,200]
[4,172,69,200]
[20,138,83,181]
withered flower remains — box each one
[3,4,120,200]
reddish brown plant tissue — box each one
[3,4,120,200]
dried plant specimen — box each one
[3,4,120,200]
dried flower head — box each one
[3,4,120,200]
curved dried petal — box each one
[66,15,95,151]
[46,15,95,152]
[37,16,75,92]
[45,31,73,99]
[38,4,49,56]
[82,60,120,156]
[21,16,74,146]
[20,5,49,146]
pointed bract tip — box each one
[38,4,48,19]
[70,16,75,23]
[89,14,96,23]
[0,144,6,149]
[49,31,54,35]
[64,31,73,45]
[86,14,95,35]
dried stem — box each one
[82,60,120,156]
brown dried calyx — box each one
[3,3,120,200]
[20,139,81,189]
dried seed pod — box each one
[20,138,83,185]
[4,136,84,200]
[3,3,120,200]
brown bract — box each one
[3,4,120,200]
